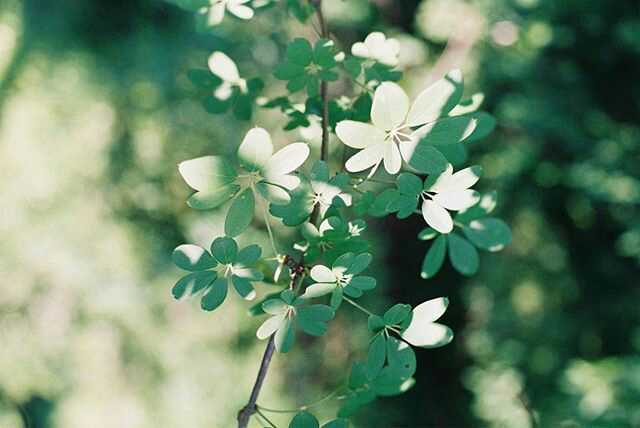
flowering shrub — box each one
[169,1,511,426]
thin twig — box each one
[237,263,305,428]
[312,0,330,163]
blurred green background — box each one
[1,0,639,427]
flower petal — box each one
[406,69,463,127]
[433,189,480,211]
[302,282,337,299]
[402,322,453,348]
[414,297,449,322]
[345,142,385,173]
[310,265,336,283]
[207,3,226,26]
[421,199,453,234]
[423,164,454,192]
[255,181,290,205]
[383,142,402,174]
[237,127,273,170]
[371,82,409,131]
[336,120,385,149]
[265,142,309,175]
[351,41,370,58]
[257,315,284,340]
[227,3,254,20]
[265,174,300,191]
[448,166,482,191]
[208,51,241,83]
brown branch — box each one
[237,258,305,428]
[313,0,330,163]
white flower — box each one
[401,297,453,348]
[421,164,481,233]
[237,127,310,204]
[351,32,400,67]
[202,0,254,26]
[208,51,247,100]
[335,70,466,176]
[310,181,351,215]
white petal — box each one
[351,42,370,59]
[265,174,300,191]
[402,322,453,348]
[207,3,226,26]
[302,282,337,299]
[256,181,290,205]
[310,265,336,283]
[421,199,453,234]
[336,120,385,149]
[371,82,409,131]
[345,142,385,173]
[364,32,387,52]
[383,142,402,174]
[448,166,482,191]
[433,190,480,211]
[424,163,453,192]
[237,127,273,170]
[415,297,449,322]
[227,3,254,19]
[257,315,284,339]
[208,51,241,83]
[406,69,463,127]
[265,143,309,175]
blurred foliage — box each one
[0,0,639,427]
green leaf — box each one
[172,271,217,299]
[236,244,262,265]
[274,62,306,80]
[330,287,343,309]
[460,112,496,143]
[248,292,282,316]
[403,143,449,175]
[313,38,337,69]
[349,362,368,389]
[287,38,314,66]
[456,191,498,223]
[396,173,423,196]
[275,317,295,353]
[421,235,447,279]
[200,278,228,311]
[343,57,362,78]
[172,244,216,271]
[289,411,319,428]
[322,419,349,428]
[225,188,255,237]
[179,156,237,190]
[211,237,238,264]
[418,227,438,241]
[187,69,221,89]
[187,184,240,210]
[383,304,412,325]
[371,338,416,396]
[297,305,335,336]
[416,115,478,146]
[366,333,386,379]
[368,189,400,217]
[367,315,386,333]
[463,218,512,252]
[203,95,232,114]
[447,233,479,276]
[231,275,256,300]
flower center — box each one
[386,126,413,145]
[335,272,353,287]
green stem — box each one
[257,386,346,414]
[343,296,376,317]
